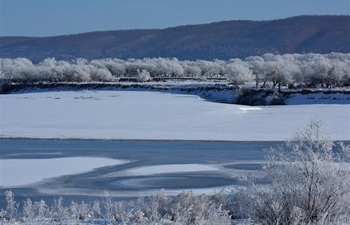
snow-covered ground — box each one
[284,91,350,105]
[0,157,128,187]
[1,90,349,141]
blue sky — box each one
[0,0,349,37]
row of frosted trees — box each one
[1,52,349,88]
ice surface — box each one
[0,157,128,187]
[1,90,349,141]
[124,164,219,176]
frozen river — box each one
[1,90,349,141]
[1,90,348,209]
[0,139,279,208]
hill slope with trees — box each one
[0,15,349,62]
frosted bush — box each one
[137,69,152,82]
[0,189,231,224]
[233,119,350,224]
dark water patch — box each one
[0,139,277,162]
[224,163,264,170]
[114,175,237,190]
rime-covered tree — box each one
[225,59,252,85]
[1,53,350,88]
[137,69,152,82]
[234,119,350,224]
[246,55,266,88]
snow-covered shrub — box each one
[233,119,350,224]
[50,196,68,222]
[225,60,252,85]
[137,69,152,82]
[0,189,231,224]
[0,190,19,222]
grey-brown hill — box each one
[0,15,349,62]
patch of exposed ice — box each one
[124,164,219,176]
[239,107,262,111]
[0,157,128,187]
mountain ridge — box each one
[1,15,349,62]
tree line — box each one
[1,53,349,89]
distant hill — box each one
[0,15,349,62]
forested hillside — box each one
[0,15,349,62]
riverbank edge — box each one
[1,82,350,106]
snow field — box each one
[1,90,349,141]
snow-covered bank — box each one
[2,82,350,105]
[1,90,349,141]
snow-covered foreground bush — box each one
[0,190,231,225]
[231,119,350,224]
